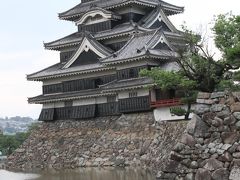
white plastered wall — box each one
[150,89,156,102]
[73,98,96,106]
[96,97,107,104]
[42,102,65,109]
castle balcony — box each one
[150,98,182,108]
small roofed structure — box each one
[28,0,186,121]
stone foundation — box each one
[8,92,240,179]
[158,92,240,180]
[6,112,187,176]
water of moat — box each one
[0,168,155,180]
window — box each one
[65,101,73,107]
[129,91,138,98]
[107,96,116,103]
[129,68,135,78]
[94,78,103,88]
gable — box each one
[151,34,173,51]
[70,50,100,67]
[150,20,171,31]
[63,37,110,69]
[143,8,177,33]
[154,42,171,51]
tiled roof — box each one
[94,22,149,40]
[44,23,151,50]
[101,30,179,64]
[27,62,114,81]
[28,89,116,104]
[29,34,115,80]
[101,77,154,92]
[86,34,114,55]
[140,6,178,32]
[44,32,83,50]
[59,0,184,21]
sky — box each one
[0,0,239,119]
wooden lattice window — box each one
[129,91,138,98]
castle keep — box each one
[27,0,185,121]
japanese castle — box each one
[27,0,186,121]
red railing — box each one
[151,98,182,108]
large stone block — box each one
[196,99,214,105]
[170,151,184,162]
[218,152,233,162]
[212,168,229,180]
[224,116,237,125]
[195,168,211,180]
[210,104,226,112]
[185,173,194,180]
[211,92,225,99]
[233,112,240,120]
[221,132,240,144]
[180,134,196,147]
[198,92,211,99]
[186,115,209,137]
[203,158,223,171]
[164,160,180,173]
[194,104,210,115]
[233,152,240,158]
[230,166,240,180]
[230,102,240,112]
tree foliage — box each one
[175,25,225,92]
[0,123,39,156]
[140,13,240,119]
[140,68,197,90]
[213,13,240,83]
[140,68,197,120]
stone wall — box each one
[6,112,187,175]
[158,92,240,180]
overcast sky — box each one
[0,0,239,119]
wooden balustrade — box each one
[151,98,182,108]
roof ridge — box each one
[59,0,184,21]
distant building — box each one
[27,0,185,121]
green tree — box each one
[171,15,240,92]
[174,25,225,92]
[140,68,197,120]
[0,123,39,156]
[213,13,240,87]
[140,13,240,119]
[0,135,19,155]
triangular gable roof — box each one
[101,29,177,64]
[59,0,184,21]
[147,30,175,51]
[63,34,113,68]
[44,22,151,51]
[141,7,178,32]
